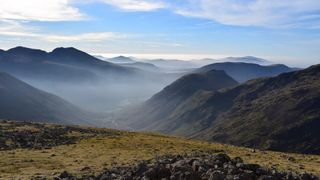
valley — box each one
[1,1,319,179]
[0,46,319,179]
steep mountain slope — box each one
[121,70,238,133]
[155,64,319,154]
[196,62,295,82]
[0,72,91,124]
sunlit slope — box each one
[0,120,319,179]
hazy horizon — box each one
[0,46,315,68]
[0,0,319,68]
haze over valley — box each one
[0,0,319,179]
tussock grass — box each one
[0,123,319,179]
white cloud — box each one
[0,21,126,42]
[99,0,166,11]
[0,20,40,37]
[0,0,83,21]
[42,32,126,42]
[174,0,320,28]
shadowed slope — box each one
[165,64,320,154]
[121,70,238,134]
[0,72,92,124]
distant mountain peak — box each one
[154,69,238,101]
[51,47,88,55]
[117,55,129,58]
[224,56,269,64]
[107,56,135,64]
[7,46,47,55]
[49,47,107,65]
[196,62,294,82]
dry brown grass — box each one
[0,129,319,179]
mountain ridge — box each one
[120,69,238,132]
[122,64,320,154]
[196,62,295,82]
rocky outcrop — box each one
[55,152,318,180]
[0,120,120,150]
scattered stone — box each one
[288,157,296,162]
[52,152,318,180]
[0,120,120,151]
[81,166,91,171]
[54,171,75,180]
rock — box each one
[209,171,225,180]
[136,161,148,176]
[299,172,317,180]
[257,175,277,180]
[287,157,296,162]
[69,151,318,180]
[55,171,74,180]
[80,166,91,171]
[158,165,171,179]
[232,157,244,164]
[192,160,201,172]
[242,163,261,172]
[212,153,231,166]
[144,167,157,179]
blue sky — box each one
[0,0,319,67]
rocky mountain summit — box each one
[55,152,318,180]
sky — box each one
[0,0,320,67]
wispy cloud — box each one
[95,0,320,28]
[1,0,319,28]
[0,21,126,43]
[99,0,166,11]
[174,0,320,28]
[0,0,84,21]
[43,32,126,42]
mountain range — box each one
[0,47,140,83]
[2,46,318,154]
[191,56,270,67]
[196,62,295,82]
[0,47,182,111]
[122,64,320,154]
[106,56,136,64]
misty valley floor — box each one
[0,121,319,179]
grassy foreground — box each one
[0,121,319,179]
